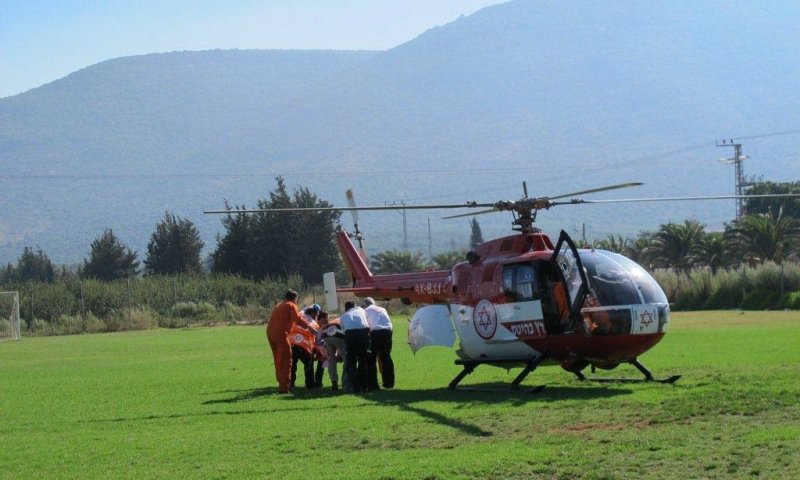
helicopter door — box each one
[551,230,589,328]
[408,305,457,354]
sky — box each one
[0,0,505,98]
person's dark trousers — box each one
[344,328,371,393]
[291,346,314,389]
[370,329,395,389]
[313,358,324,388]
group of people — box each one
[266,289,394,394]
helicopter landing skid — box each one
[447,354,549,392]
[574,358,681,384]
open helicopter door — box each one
[408,305,456,354]
[551,230,589,328]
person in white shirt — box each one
[339,301,371,393]
[317,310,347,392]
[362,297,395,389]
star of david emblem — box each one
[473,300,497,339]
[640,310,653,328]
[477,306,492,329]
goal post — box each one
[0,291,21,341]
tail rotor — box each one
[345,189,369,265]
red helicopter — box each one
[207,182,800,390]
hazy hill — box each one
[2,0,800,264]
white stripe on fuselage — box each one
[452,300,543,360]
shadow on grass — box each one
[207,382,631,405]
[363,384,632,404]
[199,383,632,438]
[89,388,352,424]
[202,387,278,404]
[371,385,633,436]
[90,384,631,439]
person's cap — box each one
[311,304,321,312]
[362,297,375,307]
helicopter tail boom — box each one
[336,230,373,286]
[336,230,451,303]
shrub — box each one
[29,318,51,336]
[129,307,158,330]
[780,291,800,310]
[168,301,217,321]
[742,290,782,310]
[219,301,243,324]
[159,315,189,329]
[238,304,265,324]
[82,313,106,334]
[51,314,86,335]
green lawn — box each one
[1,311,799,479]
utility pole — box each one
[428,218,433,261]
[717,139,752,219]
[385,200,408,251]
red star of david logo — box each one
[640,310,653,328]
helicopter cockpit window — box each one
[502,264,539,301]
[601,252,668,304]
[580,250,667,306]
[503,268,514,296]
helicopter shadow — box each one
[367,383,632,406]
[200,383,632,438]
[355,384,633,437]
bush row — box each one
[2,274,311,336]
[4,262,798,337]
[653,261,800,310]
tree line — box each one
[1,178,342,286]
[3,179,800,334]
[591,209,799,275]
[6,179,796,282]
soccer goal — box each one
[0,291,21,341]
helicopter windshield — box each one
[580,250,667,306]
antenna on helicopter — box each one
[346,189,369,265]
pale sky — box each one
[0,0,506,98]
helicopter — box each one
[206,182,800,390]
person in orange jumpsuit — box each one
[582,292,613,335]
[267,289,312,394]
[552,280,571,332]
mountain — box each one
[2,0,800,264]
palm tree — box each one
[431,250,466,270]
[625,232,654,267]
[593,234,631,254]
[642,220,706,273]
[695,231,733,274]
[370,250,428,274]
[725,210,800,266]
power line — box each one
[731,128,800,142]
[3,128,796,182]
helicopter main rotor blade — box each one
[551,193,800,206]
[204,202,495,215]
[442,208,499,219]
[545,182,644,201]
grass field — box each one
[2,311,799,479]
